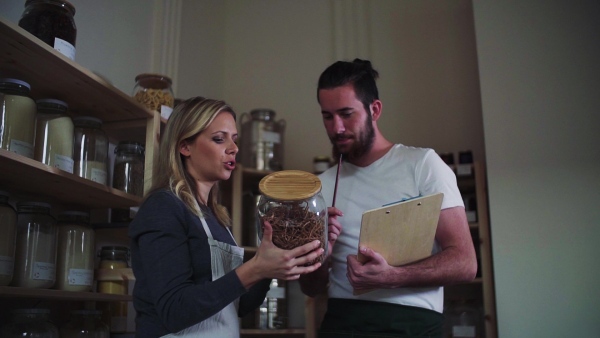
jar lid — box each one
[115,141,145,154]
[135,73,172,89]
[0,78,31,93]
[17,201,51,209]
[25,0,76,16]
[250,109,276,120]
[259,170,322,201]
[37,98,68,110]
[73,116,103,127]
[101,245,129,253]
[313,156,330,162]
[58,210,90,224]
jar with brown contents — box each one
[132,73,174,118]
[256,170,327,265]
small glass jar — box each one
[55,211,94,292]
[97,246,130,333]
[0,78,37,158]
[0,190,18,286]
[1,308,59,338]
[73,116,108,185]
[34,99,75,173]
[111,141,145,222]
[18,0,77,60]
[256,170,327,265]
[60,309,110,338]
[445,300,481,338]
[132,73,174,117]
[13,202,57,289]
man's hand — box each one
[346,246,392,292]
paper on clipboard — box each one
[354,192,443,295]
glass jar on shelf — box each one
[111,141,145,222]
[0,190,17,286]
[60,309,110,338]
[1,308,59,338]
[97,245,130,333]
[0,78,37,158]
[34,98,75,173]
[55,211,94,292]
[18,0,77,60]
[256,170,327,265]
[12,201,57,289]
[132,73,174,119]
[73,116,108,185]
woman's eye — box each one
[213,137,224,143]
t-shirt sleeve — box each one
[417,150,464,210]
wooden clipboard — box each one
[354,192,444,295]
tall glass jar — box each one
[97,246,130,333]
[0,78,37,158]
[55,211,94,292]
[256,170,327,265]
[60,309,110,338]
[34,99,75,173]
[1,308,59,338]
[73,116,108,185]
[132,73,174,118]
[0,190,17,286]
[18,0,77,60]
[12,202,57,289]
[111,141,145,222]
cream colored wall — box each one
[177,0,485,172]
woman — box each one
[129,97,323,337]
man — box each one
[299,59,477,337]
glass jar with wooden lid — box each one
[256,170,327,265]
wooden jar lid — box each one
[259,170,322,201]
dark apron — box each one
[318,298,444,338]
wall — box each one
[176,0,485,172]
[473,1,600,337]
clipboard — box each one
[354,192,444,295]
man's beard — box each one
[331,114,375,162]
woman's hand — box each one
[236,221,324,288]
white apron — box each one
[161,214,244,337]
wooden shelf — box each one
[0,148,142,209]
[0,286,132,302]
[241,328,305,337]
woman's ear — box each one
[179,141,191,157]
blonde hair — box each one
[146,96,236,227]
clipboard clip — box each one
[381,194,422,207]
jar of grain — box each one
[0,190,17,286]
[111,141,145,222]
[12,201,57,289]
[60,309,110,338]
[1,308,59,338]
[97,246,129,332]
[18,0,77,60]
[34,99,74,173]
[132,73,174,119]
[55,211,94,292]
[0,78,37,159]
[73,116,108,185]
[256,170,327,265]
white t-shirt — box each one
[318,144,464,313]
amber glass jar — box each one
[18,0,77,60]
[132,73,174,118]
[257,170,327,265]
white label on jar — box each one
[68,268,93,286]
[0,255,14,275]
[33,261,56,281]
[9,139,34,158]
[54,154,74,173]
[91,168,108,185]
[54,37,76,60]
[260,130,281,144]
[160,105,173,119]
[452,325,476,337]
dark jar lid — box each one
[0,78,31,96]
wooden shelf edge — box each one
[241,328,306,335]
[0,286,132,302]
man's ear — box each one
[370,100,382,121]
[179,141,191,156]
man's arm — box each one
[347,206,477,292]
